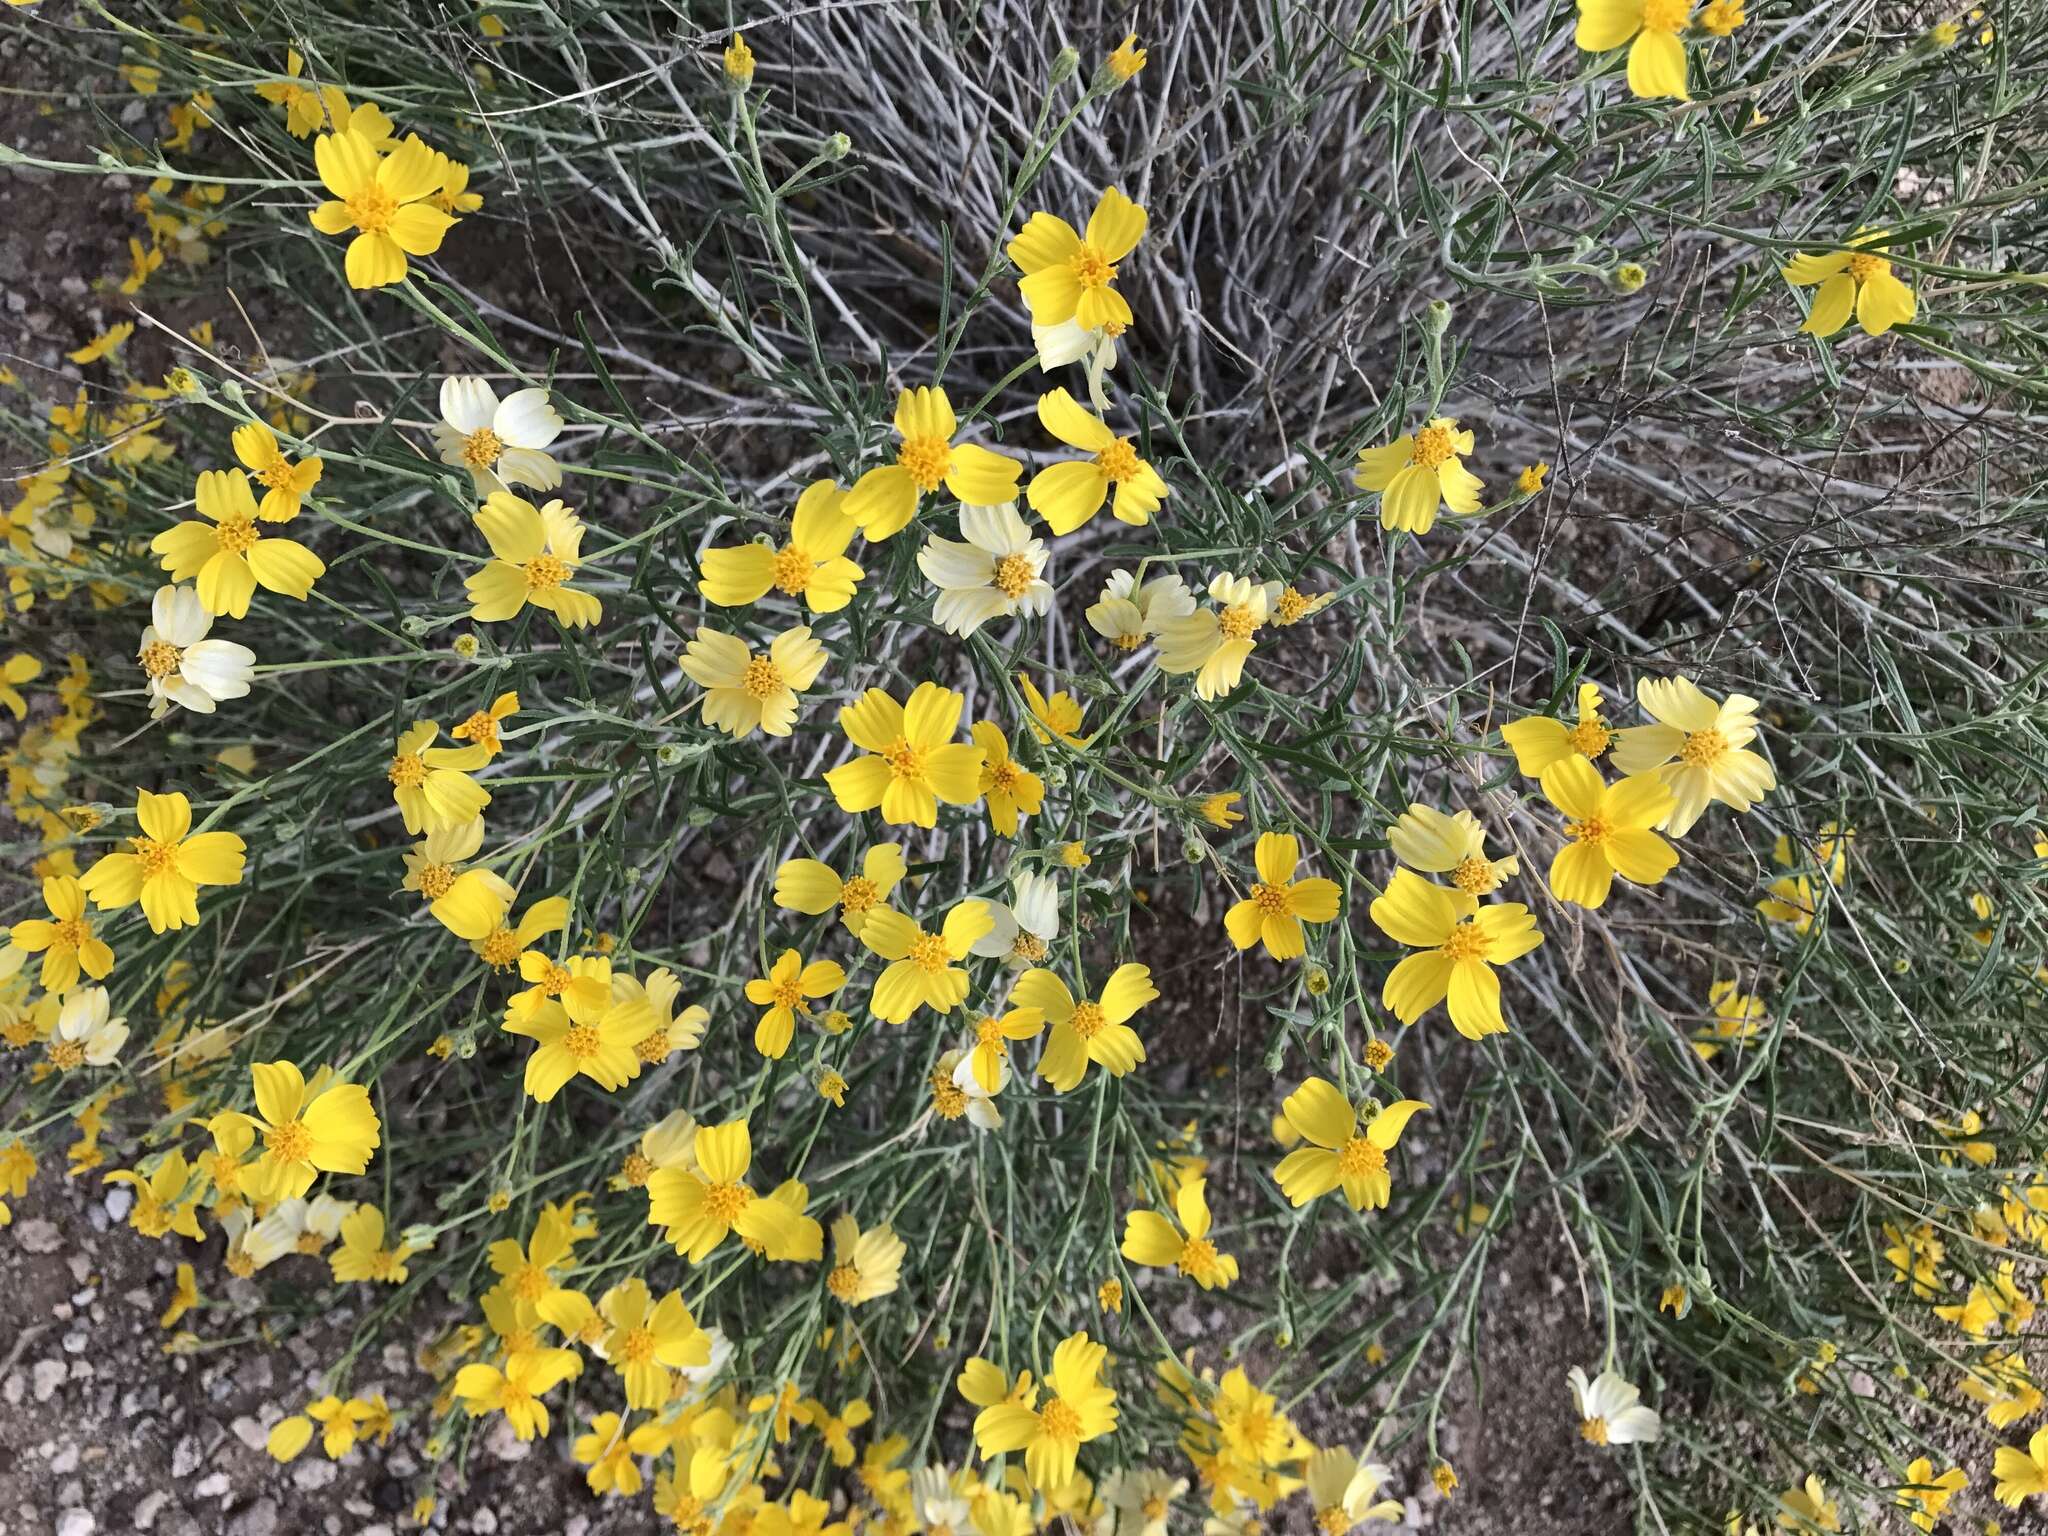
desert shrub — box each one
[4,0,2048,1531]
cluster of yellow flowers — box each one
[5,9,2022,1530]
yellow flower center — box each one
[388,754,428,790]
[1274,588,1310,624]
[561,1022,602,1060]
[620,1150,655,1186]
[1218,604,1259,642]
[225,1250,257,1279]
[907,932,951,973]
[1010,931,1048,963]
[1142,1497,1169,1523]
[1641,0,1690,31]
[1439,921,1491,963]
[1845,252,1889,284]
[987,759,1021,794]
[898,435,952,493]
[1069,999,1107,1041]
[366,1249,401,1281]
[256,456,298,491]
[461,426,504,469]
[883,737,927,781]
[703,1179,753,1226]
[1411,424,1457,469]
[827,1262,861,1301]
[1680,728,1728,767]
[214,516,260,556]
[1364,1040,1395,1070]
[1250,881,1292,915]
[741,656,786,700]
[50,916,90,952]
[768,974,808,1010]
[1338,1135,1387,1177]
[344,182,399,234]
[455,709,500,749]
[1038,1395,1083,1440]
[47,1039,85,1070]
[524,552,570,592]
[1316,1508,1352,1536]
[975,1016,1003,1049]
[1580,1415,1610,1445]
[539,962,572,997]
[1566,719,1611,757]
[930,1066,967,1119]
[1114,631,1143,652]
[1069,245,1117,290]
[636,1028,673,1065]
[1178,1235,1219,1278]
[619,1326,657,1365]
[840,875,880,914]
[1567,815,1611,848]
[480,928,521,969]
[1095,438,1141,483]
[416,862,456,900]
[265,1118,313,1164]
[296,1232,326,1255]
[993,553,1036,599]
[771,543,813,594]
[1450,856,1494,894]
[140,640,182,679]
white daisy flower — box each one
[917,502,1053,638]
[1033,319,1120,412]
[1101,1468,1190,1536]
[55,985,129,1066]
[1085,568,1196,652]
[940,1047,1004,1131]
[969,870,1062,966]
[432,376,566,496]
[138,584,256,719]
[1568,1366,1662,1445]
[246,1194,357,1269]
[912,1466,973,1536]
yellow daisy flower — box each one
[1610,675,1775,836]
[151,469,325,618]
[970,1331,1118,1492]
[211,1059,380,1203]
[385,721,492,835]
[682,626,828,739]
[1573,0,1694,100]
[1780,230,1917,338]
[1353,417,1482,535]
[1369,869,1543,1038]
[229,420,323,521]
[79,788,245,934]
[826,1213,905,1305]
[859,902,993,1024]
[975,721,1044,837]
[746,948,847,1058]
[1387,806,1518,897]
[1024,389,1168,534]
[1008,188,1148,331]
[1538,757,1680,908]
[307,129,456,289]
[700,480,864,612]
[1224,832,1341,960]
[645,1117,803,1263]
[772,843,908,938]
[465,492,603,628]
[823,683,986,828]
[1121,1176,1238,1289]
[843,387,1024,541]
[1272,1077,1428,1210]
[1500,682,1613,773]
[8,875,114,993]
[1013,962,1156,1092]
